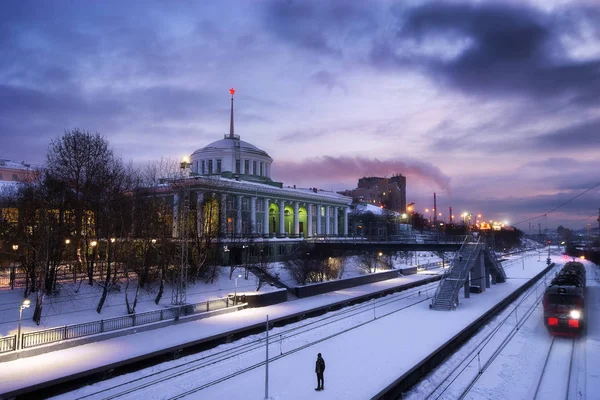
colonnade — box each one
[172,192,349,239]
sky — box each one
[1,0,599,230]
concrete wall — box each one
[399,267,418,275]
[294,269,402,298]
[240,289,287,307]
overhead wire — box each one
[513,181,600,226]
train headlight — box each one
[570,310,581,320]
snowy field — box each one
[0,251,444,337]
[0,251,565,400]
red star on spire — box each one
[229,88,235,96]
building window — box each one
[12,174,18,181]
[236,160,240,174]
[257,220,263,234]
[208,160,213,174]
[320,206,325,217]
[244,160,249,174]
[253,161,257,175]
[216,159,222,173]
[257,199,264,212]
[260,162,263,176]
[242,197,249,211]
[201,160,205,174]
[0,173,3,180]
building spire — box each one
[229,87,235,138]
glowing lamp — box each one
[568,319,579,328]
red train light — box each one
[568,319,579,328]
[548,317,559,326]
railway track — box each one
[404,264,559,400]
[51,281,440,400]
[533,336,575,400]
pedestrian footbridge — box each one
[430,235,507,311]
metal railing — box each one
[431,236,483,308]
[12,297,235,352]
[0,335,16,354]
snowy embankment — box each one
[32,253,552,400]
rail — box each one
[4,297,236,353]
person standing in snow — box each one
[315,353,326,391]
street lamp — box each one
[234,274,242,305]
[17,299,31,350]
[11,245,18,290]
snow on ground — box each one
[406,255,600,400]
[0,251,559,399]
[0,252,444,337]
[0,272,435,397]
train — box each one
[542,261,586,335]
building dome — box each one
[192,137,272,159]
[189,90,276,184]
[189,135,274,182]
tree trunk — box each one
[96,257,111,313]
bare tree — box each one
[45,129,125,285]
[356,252,379,274]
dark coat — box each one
[315,356,325,374]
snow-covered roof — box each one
[191,137,272,160]
[352,203,400,216]
[0,159,35,171]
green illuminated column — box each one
[307,204,313,238]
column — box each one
[172,194,180,238]
[293,201,300,237]
[343,207,349,236]
[263,198,270,237]
[316,205,322,235]
[196,192,204,236]
[279,199,285,237]
[220,194,227,237]
[250,196,257,235]
[333,206,339,236]
[236,195,242,236]
[307,203,313,238]
[325,205,331,235]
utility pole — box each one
[172,158,191,305]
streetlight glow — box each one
[18,299,31,350]
[12,244,18,251]
[234,274,242,305]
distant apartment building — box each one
[339,174,407,213]
[0,159,36,182]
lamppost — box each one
[17,299,31,350]
[11,244,18,290]
[234,274,242,305]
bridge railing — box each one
[308,234,467,244]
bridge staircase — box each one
[430,236,484,310]
[483,248,507,283]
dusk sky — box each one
[1,0,599,231]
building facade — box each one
[339,175,407,213]
[165,91,352,240]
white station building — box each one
[168,90,352,240]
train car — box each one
[542,261,586,335]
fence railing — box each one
[0,335,16,354]
[2,297,236,353]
